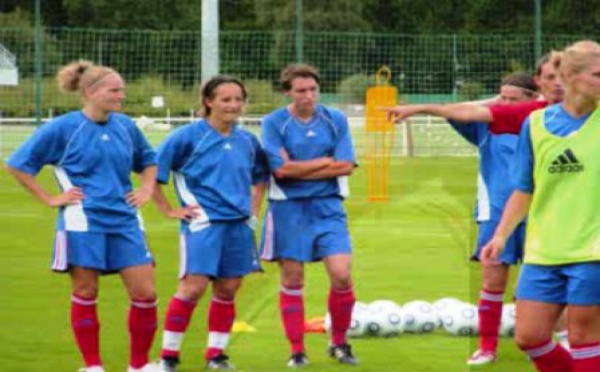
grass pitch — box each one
[0,157,533,371]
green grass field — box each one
[0,157,534,372]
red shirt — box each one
[488,100,549,134]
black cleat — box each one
[287,352,309,367]
[328,344,358,365]
[158,356,179,372]
[206,354,235,370]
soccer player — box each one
[5,61,159,372]
[383,53,563,133]
[153,75,268,371]
[446,72,538,365]
[259,64,357,367]
[481,40,600,372]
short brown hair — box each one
[534,53,551,77]
[279,63,320,91]
[500,71,537,94]
[199,75,247,117]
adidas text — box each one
[548,164,584,173]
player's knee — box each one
[481,279,507,293]
[281,276,304,288]
[72,284,98,299]
[568,317,599,345]
[330,274,352,290]
[514,329,547,350]
[177,283,207,302]
[281,268,304,288]
[133,290,157,302]
[213,283,240,301]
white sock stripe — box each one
[162,330,184,352]
[207,331,230,349]
[173,295,197,305]
[525,341,556,359]
[480,291,504,302]
[71,295,97,306]
[131,300,158,308]
[280,286,303,296]
[211,297,234,305]
[571,345,600,359]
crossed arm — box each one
[272,149,354,180]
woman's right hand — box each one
[480,236,507,267]
[165,205,200,222]
[47,187,84,207]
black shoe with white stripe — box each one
[328,344,358,365]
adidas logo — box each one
[223,143,232,150]
[306,130,317,137]
[548,149,584,173]
[101,133,110,141]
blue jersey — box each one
[261,104,355,200]
[512,104,590,193]
[6,111,156,232]
[449,120,519,221]
[155,119,269,232]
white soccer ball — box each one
[432,298,465,329]
[401,300,437,333]
[324,301,370,338]
[368,300,400,313]
[499,303,516,337]
[363,300,403,337]
[442,303,479,336]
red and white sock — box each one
[160,296,197,360]
[520,339,573,372]
[204,297,235,361]
[128,298,158,369]
[571,342,600,372]
[328,286,355,347]
[478,290,504,353]
[71,294,102,367]
[279,285,305,354]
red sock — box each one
[328,286,355,347]
[571,342,600,372]
[128,298,158,369]
[71,294,101,367]
[204,297,235,360]
[478,290,504,353]
[520,340,573,372]
[161,297,197,359]
[279,285,304,354]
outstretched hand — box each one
[380,105,422,123]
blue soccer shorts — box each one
[179,220,260,279]
[259,197,351,263]
[515,262,600,306]
[472,220,525,265]
[51,229,153,274]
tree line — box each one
[2,0,599,35]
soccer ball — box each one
[324,301,370,338]
[499,303,516,337]
[368,300,400,313]
[432,298,464,329]
[442,303,479,336]
[401,300,437,333]
[367,300,404,337]
[362,300,403,337]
